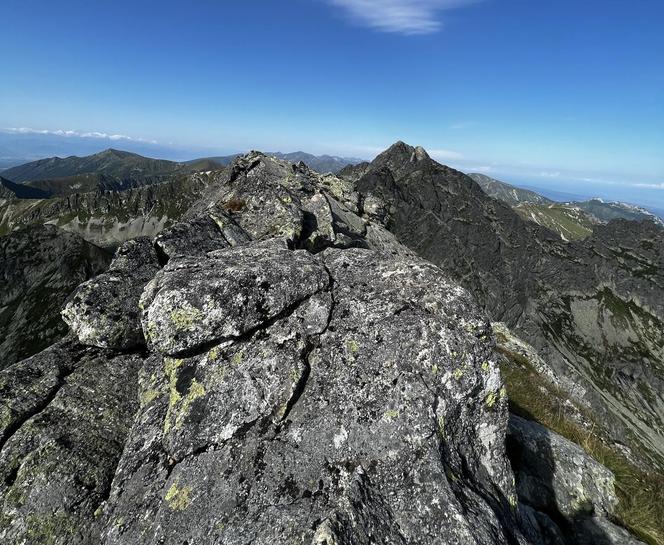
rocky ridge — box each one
[0,146,655,544]
[0,171,213,247]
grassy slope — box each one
[513,203,596,240]
[498,340,664,545]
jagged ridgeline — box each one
[0,143,662,545]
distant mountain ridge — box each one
[470,172,664,239]
[2,149,363,196]
[2,148,189,183]
[468,173,553,206]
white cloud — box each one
[328,0,479,35]
[539,171,561,178]
[429,148,463,160]
[3,127,158,144]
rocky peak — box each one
[370,141,432,176]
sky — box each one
[1,0,663,207]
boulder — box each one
[140,240,330,356]
[100,244,529,545]
[61,237,160,350]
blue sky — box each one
[1,0,663,206]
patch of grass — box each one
[499,348,664,545]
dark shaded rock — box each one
[353,141,664,471]
[62,237,160,350]
[508,415,616,521]
[0,339,142,545]
[0,224,111,368]
[507,415,645,545]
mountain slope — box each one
[468,173,553,205]
[575,198,664,225]
[2,149,187,183]
[0,175,51,200]
[471,174,664,239]
[0,172,215,247]
[513,202,599,240]
[0,224,110,367]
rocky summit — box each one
[0,144,660,545]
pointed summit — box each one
[370,141,432,178]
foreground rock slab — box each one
[99,244,530,545]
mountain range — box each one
[469,173,664,240]
[0,142,662,545]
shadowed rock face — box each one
[0,224,111,368]
[507,416,646,545]
[0,147,652,545]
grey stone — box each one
[62,237,160,349]
[140,240,330,356]
[100,246,531,545]
[0,340,142,545]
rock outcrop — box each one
[508,415,645,545]
[62,237,161,350]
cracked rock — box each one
[140,239,330,356]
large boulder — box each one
[98,243,530,545]
[140,240,330,356]
[61,237,160,350]
[507,415,646,545]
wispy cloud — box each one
[327,0,479,35]
[539,171,561,178]
[429,148,463,160]
[635,182,664,190]
[3,127,158,144]
[449,120,478,130]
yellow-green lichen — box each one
[163,358,184,434]
[208,346,219,361]
[25,513,78,544]
[437,415,445,437]
[481,360,490,373]
[140,388,160,407]
[384,408,399,420]
[452,368,464,380]
[431,364,439,375]
[170,306,203,331]
[346,339,359,355]
[231,351,244,366]
[165,481,193,511]
[508,493,518,509]
[177,379,205,428]
[485,391,499,409]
